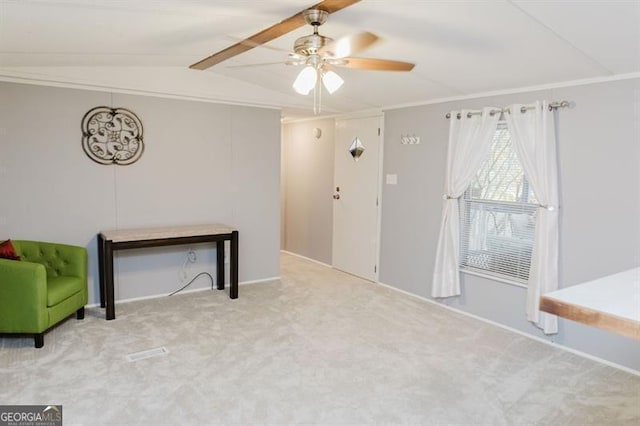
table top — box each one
[540,267,639,339]
[100,224,236,242]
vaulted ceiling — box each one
[1,0,638,118]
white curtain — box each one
[505,101,559,334]
[432,108,500,298]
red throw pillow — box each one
[0,239,20,261]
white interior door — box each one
[332,115,382,282]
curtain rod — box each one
[445,100,570,119]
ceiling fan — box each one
[189,0,415,112]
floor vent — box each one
[126,346,169,362]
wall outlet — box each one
[179,250,197,283]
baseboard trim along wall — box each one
[377,280,640,377]
[240,277,281,286]
[280,250,333,269]
[85,276,281,308]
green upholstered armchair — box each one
[0,240,88,348]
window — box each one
[459,123,537,283]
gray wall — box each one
[0,82,281,304]
[281,118,335,265]
[278,79,640,370]
[380,78,640,370]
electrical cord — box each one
[168,272,214,296]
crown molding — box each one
[382,72,640,112]
[0,71,283,111]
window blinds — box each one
[459,124,537,283]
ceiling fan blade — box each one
[225,61,289,69]
[225,54,306,68]
[336,57,415,71]
[190,0,362,70]
[225,36,291,53]
[320,32,379,58]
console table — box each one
[98,224,238,320]
[540,267,639,340]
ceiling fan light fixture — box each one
[322,70,344,94]
[293,66,318,95]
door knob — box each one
[333,194,340,200]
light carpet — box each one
[1,253,639,425]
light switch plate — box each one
[386,174,398,185]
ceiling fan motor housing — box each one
[294,34,333,56]
[294,9,333,56]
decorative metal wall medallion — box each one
[348,137,365,161]
[82,107,144,165]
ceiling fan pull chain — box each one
[318,76,322,113]
[313,73,321,114]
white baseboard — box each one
[86,276,280,308]
[376,281,640,377]
[86,286,209,308]
[240,276,280,286]
[280,250,333,268]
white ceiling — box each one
[1,0,638,119]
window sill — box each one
[460,268,528,289]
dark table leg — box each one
[98,234,106,308]
[216,240,225,290]
[230,230,238,299]
[105,240,116,320]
